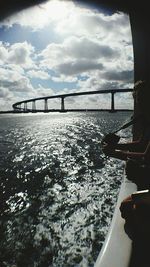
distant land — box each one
[0,110,16,114]
[0,109,133,114]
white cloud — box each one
[0,41,35,68]
[0,1,132,46]
[0,86,15,110]
[0,1,76,30]
[0,87,10,98]
[0,44,8,62]
[63,37,119,59]
[40,36,120,77]
[27,69,50,80]
[8,42,34,68]
[35,85,54,97]
[41,36,119,62]
[55,6,131,46]
[52,75,78,83]
[77,76,101,91]
[0,66,34,110]
[0,67,24,81]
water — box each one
[0,111,132,267]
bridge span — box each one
[12,88,133,113]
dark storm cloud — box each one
[55,60,104,75]
[102,70,133,83]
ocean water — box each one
[0,111,132,267]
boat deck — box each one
[95,176,137,267]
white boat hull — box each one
[95,177,137,267]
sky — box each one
[0,0,134,111]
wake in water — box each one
[0,112,132,267]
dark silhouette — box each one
[103,80,150,265]
[120,191,150,267]
[102,81,150,190]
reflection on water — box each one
[0,112,132,267]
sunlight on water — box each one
[0,112,132,267]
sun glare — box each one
[42,0,73,20]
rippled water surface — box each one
[0,112,132,267]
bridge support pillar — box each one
[61,97,65,111]
[24,102,27,112]
[44,99,48,111]
[111,92,115,112]
[32,100,36,111]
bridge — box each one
[12,88,133,113]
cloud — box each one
[55,60,104,75]
[8,42,34,68]
[27,69,50,80]
[77,74,133,93]
[63,37,119,60]
[0,66,33,97]
[0,86,15,110]
[40,36,120,77]
[0,80,28,92]
[41,36,119,62]
[0,87,10,98]
[54,6,132,46]
[77,76,101,91]
[35,85,54,97]
[0,43,8,62]
[0,41,35,68]
[101,70,133,83]
[0,1,76,30]
[0,0,132,55]
[0,66,24,81]
[51,75,78,83]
